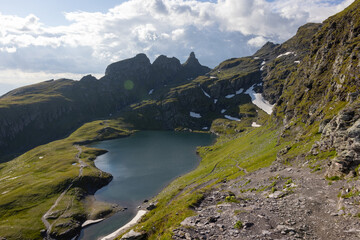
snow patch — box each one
[82,219,104,228]
[39,156,44,159]
[190,112,201,118]
[236,88,244,94]
[201,88,211,98]
[221,109,226,114]
[210,76,217,79]
[101,210,147,240]
[260,65,265,71]
[277,52,295,58]
[252,122,261,127]
[2,191,9,195]
[148,89,154,95]
[294,61,300,64]
[202,127,208,130]
[254,57,260,60]
[224,115,241,121]
[225,94,235,99]
[214,99,218,104]
[261,61,266,66]
[245,85,274,115]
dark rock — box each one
[146,202,157,211]
[208,216,218,223]
[243,222,254,229]
[182,52,211,79]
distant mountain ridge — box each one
[0,52,210,160]
[1,1,360,239]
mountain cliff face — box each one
[123,22,323,133]
[1,2,360,239]
[272,1,360,178]
[0,52,210,160]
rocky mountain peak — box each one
[80,74,97,83]
[134,53,149,61]
[254,42,278,57]
[104,53,151,76]
[182,52,211,78]
[183,52,199,67]
[152,55,181,69]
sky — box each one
[0,0,354,95]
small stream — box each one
[79,131,214,240]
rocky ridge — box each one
[0,52,209,161]
[123,22,324,132]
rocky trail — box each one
[173,164,360,240]
[41,145,87,239]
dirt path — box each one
[174,164,360,240]
[41,145,87,239]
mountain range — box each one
[0,0,360,239]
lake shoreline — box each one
[80,131,214,240]
[100,210,148,240]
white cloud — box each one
[247,36,267,47]
[171,28,185,40]
[0,0,354,92]
[272,0,355,23]
[0,47,17,53]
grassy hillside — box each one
[0,118,133,239]
[1,1,360,239]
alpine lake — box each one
[79,131,214,240]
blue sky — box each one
[0,0,354,95]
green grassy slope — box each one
[118,124,287,239]
[1,1,360,239]
[0,119,133,239]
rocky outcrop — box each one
[266,1,360,176]
[150,55,182,86]
[121,230,146,240]
[182,52,211,79]
[274,1,360,127]
[105,53,152,79]
[261,23,322,104]
[310,102,360,178]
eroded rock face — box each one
[311,102,360,178]
[182,52,211,79]
[151,55,182,86]
[105,53,152,78]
